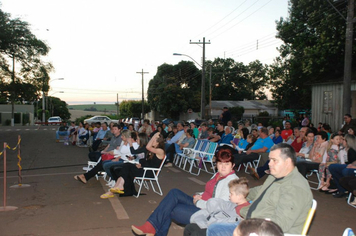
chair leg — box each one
[134,179,144,198]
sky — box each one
[1,0,289,105]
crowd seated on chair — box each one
[70,113,356,235]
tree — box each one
[37,96,70,120]
[270,0,355,109]
[208,58,251,101]
[119,100,150,118]
[147,61,201,119]
[0,8,50,123]
[245,60,268,100]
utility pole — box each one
[136,69,149,120]
[116,93,119,118]
[343,0,354,115]
[190,37,210,119]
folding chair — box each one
[134,155,167,198]
[236,154,262,174]
[301,199,317,235]
[347,170,356,208]
[181,140,210,173]
[83,157,108,181]
[306,169,321,190]
[199,142,218,175]
[174,139,201,168]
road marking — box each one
[1,172,82,179]
[188,177,206,185]
[169,167,181,173]
[99,179,129,220]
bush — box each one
[229,106,245,121]
[5,119,11,126]
[256,111,270,127]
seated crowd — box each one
[60,112,356,235]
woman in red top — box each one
[132,149,238,236]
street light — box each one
[173,53,206,119]
[42,78,64,123]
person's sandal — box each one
[110,188,124,194]
[100,193,114,199]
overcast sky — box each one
[1,0,289,104]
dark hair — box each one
[305,129,315,137]
[208,127,214,132]
[241,128,249,139]
[130,131,137,141]
[186,128,194,137]
[200,122,207,127]
[251,128,258,133]
[317,131,328,141]
[270,143,296,166]
[112,123,121,129]
[96,122,101,125]
[216,148,234,165]
[103,122,108,126]
[345,114,352,118]
[138,133,149,148]
[236,218,283,236]
[260,127,268,135]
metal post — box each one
[343,0,354,115]
[201,37,206,119]
[0,143,17,211]
[42,91,46,123]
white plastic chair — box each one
[347,170,356,208]
[237,154,262,174]
[306,169,321,190]
[133,155,167,198]
[83,157,107,181]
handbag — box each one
[101,153,115,161]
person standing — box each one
[220,107,231,126]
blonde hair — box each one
[121,130,131,139]
[228,177,249,198]
[327,133,340,152]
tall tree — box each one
[147,61,201,119]
[271,0,355,109]
[0,8,50,123]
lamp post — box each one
[173,53,206,118]
[42,78,64,123]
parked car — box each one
[47,116,62,125]
[129,117,140,125]
[84,116,118,125]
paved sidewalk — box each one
[0,126,355,236]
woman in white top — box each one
[102,130,139,177]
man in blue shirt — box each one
[234,127,274,168]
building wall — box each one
[312,82,356,132]
[0,105,34,126]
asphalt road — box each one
[0,126,355,236]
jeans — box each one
[147,188,199,236]
[206,222,239,236]
[257,160,269,178]
[102,159,124,178]
[329,164,356,193]
[56,131,69,139]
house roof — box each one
[208,100,277,110]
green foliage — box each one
[119,100,150,118]
[147,61,201,119]
[256,111,270,126]
[0,8,51,105]
[229,106,245,121]
[270,0,355,110]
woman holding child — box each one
[131,148,238,236]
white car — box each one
[84,116,118,125]
[47,116,62,125]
